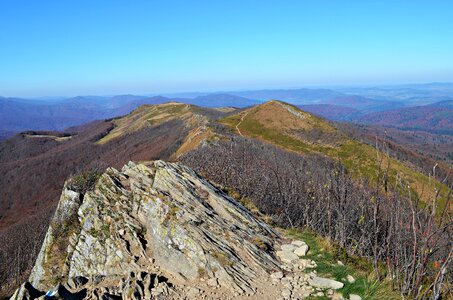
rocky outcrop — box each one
[11,160,358,299]
[15,161,282,299]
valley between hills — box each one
[0,101,451,299]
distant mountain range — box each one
[298,104,360,121]
[0,94,257,140]
[337,82,453,106]
[303,100,453,135]
[354,102,453,135]
[2,83,453,139]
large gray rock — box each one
[291,240,306,247]
[276,250,299,264]
[29,188,82,289]
[294,245,309,256]
[308,275,344,290]
[21,161,282,298]
[281,244,297,252]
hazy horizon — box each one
[2,81,453,100]
[1,1,453,97]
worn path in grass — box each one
[235,110,250,137]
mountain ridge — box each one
[221,100,451,207]
[1,100,451,299]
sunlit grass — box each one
[221,104,451,212]
[285,228,401,300]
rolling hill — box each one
[0,95,145,138]
[0,102,235,295]
[428,99,453,109]
[221,101,451,207]
[337,82,453,106]
[5,85,453,140]
[184,93,260,107]
[324,95,403,111]
[0,93,258,140]
[2,100,449,234]
[0,96,110,133]
[1,100,450,298]
[0,103,229,229]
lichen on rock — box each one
[20,160,282,298]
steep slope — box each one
[0,103,226,230]
[221,101,451,207]
[98,102,218,159]
[337,123,453,172]
[3,101,450,299]
[11,161,380,300]
[26,161,280,296]
[0,103,233,296]
[222,101,344,153]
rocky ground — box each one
[10,161,364,300]
[270,239,361,300]
[12,237,363,300]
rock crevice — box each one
[22,161,282,298]
[12,160,358,300]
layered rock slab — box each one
[22,160,281,298]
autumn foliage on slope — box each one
[0,119,189,296]
[182,128,452,299]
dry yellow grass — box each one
[214,107,238,113]
[221,100,451,210]
[173,125,211,159]
[245,100,336,132]
[98,102,191,144]
[97,102,215,159]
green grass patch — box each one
[221,110,451,214]
[285,228,401,300]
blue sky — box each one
[1,0,453,97]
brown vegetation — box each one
[0,119,188,297]
[0,103,233,297]
[182,129,452,298]
[342,122,453,164]
[357,105,453,135]
[1,101,451,298]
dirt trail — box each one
[236,111,249,137]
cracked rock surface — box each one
[14,161,283,299]
[11,161,359,300]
